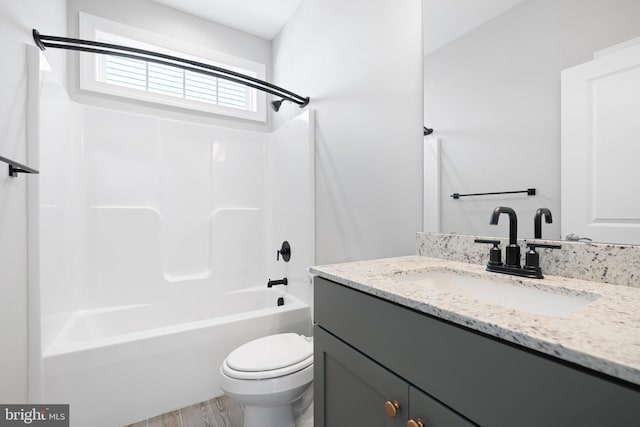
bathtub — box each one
[40,287,311,427]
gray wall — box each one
[424,0,640,240]
[273,0,424,264]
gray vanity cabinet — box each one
[314,326,474,427]
[314,326,406,427]
[314,276,640,427]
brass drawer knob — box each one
[408,419,425,427]
[384,400,401,418]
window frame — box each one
[78,12,267,122]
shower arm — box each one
[32,29,310,109]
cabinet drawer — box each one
[314,277,640,426]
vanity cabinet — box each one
[314,277,640,427]
[315,326,474,426]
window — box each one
[79,13,267,122]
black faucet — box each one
[267,277,288,288]
[490,206,520,268]
[534,208,552,239]
[475,206,561,279]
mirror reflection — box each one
[422,0,640,245]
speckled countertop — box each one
[310,256,640,386]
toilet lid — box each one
[226,333,313,372]
[222,354,313,380]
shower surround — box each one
[31,57,314,426]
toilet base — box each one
[244,404,294,427]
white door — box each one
[561,38,640,244]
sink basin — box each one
[391,270,599,317]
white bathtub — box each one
[41,287,311,427]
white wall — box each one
[38,91,316,326]
[38,82,83,360]
[424,0,640,240]
[66,0,272,132]
[0,0,67,403]
[265,110,315,309]
[273,0,424,264]
[40,100,267,313]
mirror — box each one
[422,0,640,245]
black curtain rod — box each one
[32,29,309,108]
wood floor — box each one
[124,391,313,427]
[124,395,243,427]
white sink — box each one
[391,270,599,317]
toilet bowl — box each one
[219,333,314,427]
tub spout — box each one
[267,277,288,288]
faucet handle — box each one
[524,243,561,277]
[474,239,503,267]
[526,243,561,250]
[277,241,291,262]
[474,239,500,245]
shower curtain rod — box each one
[32,29,310,109]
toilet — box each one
[219,333,314,427]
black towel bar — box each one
[0,155,40,178]
[451,188,535,199]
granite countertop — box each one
[309,256,640,386]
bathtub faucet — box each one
[267,277,288,288]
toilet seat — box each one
[223,354,313,380]
[222,333,313,380]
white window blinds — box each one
[102,47,251,111]
[79,13,266,121]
